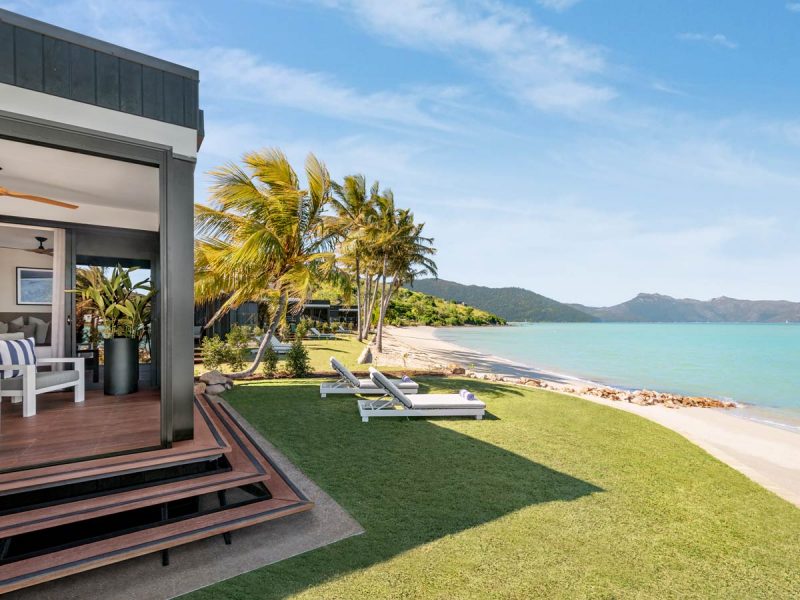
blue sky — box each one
[4,0,800,304]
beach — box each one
[376,325,800,508]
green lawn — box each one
[195,336,404,376]
[185,378,800,599]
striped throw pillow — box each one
[0,337,36,380]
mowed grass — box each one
[195,336,405,376]
[184,378,800,599]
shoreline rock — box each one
[462,370,736,409]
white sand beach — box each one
[376,325,800,508]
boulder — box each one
[199,370,229,386]
[449,363,466,375]
[357,345,373,365]
[193,382,207,395]
[205,383,227,396]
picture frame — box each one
[16,267,53,305]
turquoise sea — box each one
[434,323,800,429]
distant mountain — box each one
[408,279,597,322]
[571,293,800,323]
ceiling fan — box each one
[0,236,54,257]
[0,186,78,210]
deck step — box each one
[0,395,313,594]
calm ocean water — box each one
[434,323,800,428]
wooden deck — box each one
[0,394,313,594]
[0,390,229,495]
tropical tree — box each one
[330,175,378,341]
[372,201,437,352]
[195,148,336,378]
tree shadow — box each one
[204,381,603,599]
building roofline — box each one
[0,9,199,80]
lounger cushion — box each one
[0,337,36,379]
[355,378,417,390]
[369,367,414,408]
[403,393,486,410]
[1,369,80,391]
[330,357,361,387]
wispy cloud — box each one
[321,0,615,114]
[677,32,738,49]
[536,0,582,11]
[787,3,800,12]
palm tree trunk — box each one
[355,254,363,342]
[361,271,371,338]
[376,261,389,352]
[230,291,287,379]
[363,273,380,339]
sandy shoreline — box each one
[375,325,800,508]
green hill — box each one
[408,279,597,322]
[386,288,506,326]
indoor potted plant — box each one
[73,266,156,395]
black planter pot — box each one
[104,337,139,395]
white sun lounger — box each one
[309,327,335,339]
[358,367,485,422]
[257,335,291,354]
[320,357,419,397]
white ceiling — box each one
[0,224,53,250]
[0,138,159,230]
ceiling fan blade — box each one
[27,248,54,256]
[0,186,79,210]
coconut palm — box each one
[330,175,378,341]
[369,194,437,352]
[195,148,336,377]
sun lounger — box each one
[320,357,419,397]
[267,336,292,353]
[309,327,335,339]
[358,367,485,422]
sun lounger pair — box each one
[358,367,486,422]
[320,357,419,397]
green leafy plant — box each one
[72,266,156,341]
[261,345,279,378]
[295,320,309,341]
[285,338,310,378]
[200,335,228,370]
[224,324,252,372]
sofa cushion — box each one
[0,337,36,380]
[1,369,79,391]
[10,316,24,327]
[9,323,36,339]
[0,322,7,334]
[27,316,50,346]
[0,333,25,341]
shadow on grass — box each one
[199,381,602,599]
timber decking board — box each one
[0,395,230,495]
[0,396,274,538]
[0,394,313,594]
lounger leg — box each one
[362,416,369,423]
[476,415,483,420]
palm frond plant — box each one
[195,148,336,377]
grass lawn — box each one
[184,378,800,599]
[195,336,405,376]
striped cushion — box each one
[0,337,36,380]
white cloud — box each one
[787,3,800,12]
[677,32,738,49]
[537,0,582,11]
[322,0,614,114]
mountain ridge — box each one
[408,280,800,323]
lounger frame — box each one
[357,396,484,422]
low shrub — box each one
[285,338,310,378]
[261,345,279,378]
[200,335,228,370]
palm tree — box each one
[370,196,437,352]
[330,175,378,341]
[195,148,335,377]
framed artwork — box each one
[16,267,53,305]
